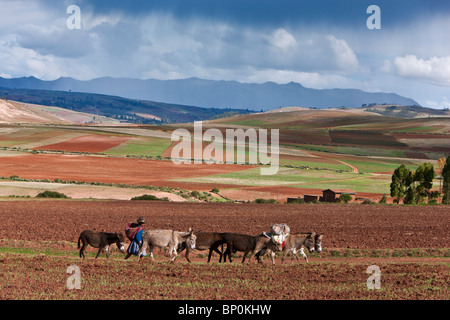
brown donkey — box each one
[218,232,282,264]
[78,230,125,260]
[177,232,226,263]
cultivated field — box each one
[0,107,448,301]
[1,101,450,202]
[0,200,448,300]
[0,119,446,203]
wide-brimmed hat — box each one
[137,216,146,224]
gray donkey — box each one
[138,228,196,262]
[280,232,323,264]
[258,232,323,264]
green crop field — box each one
[104,137,172,157]
[0,127,71,147]
[344,159,422,173]
[279,158,351,172]
[291,144,408,158]
[173,167,393,194]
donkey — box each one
[77,230,125,260]
[177,232,226,263]
[280,232,323,264]
[313,233,324,253]
[257,233,323,264]
[218,232,282,264]
[138,228,196,262]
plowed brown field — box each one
[0,153,254,186]
[32,135,131,153]
[0,200,448,300]
[0,201,448,248]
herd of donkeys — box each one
[77,219,324,265]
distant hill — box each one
[362,104,450,119]
[206,106,450,134]
[0,76,419,110]
[0,99,68,124]
[0,99,122,125]
[0,87,253,124]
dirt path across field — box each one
[337,160,359,173]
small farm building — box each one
[321,189,356,202]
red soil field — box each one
[329,131,406,147]
[0,152,382,203]
[279,129,331,145]
[0,153,255,186]
[32,134,131,153]
[0,152,384,202]
[0,201,448,300]
[0,201,447,249]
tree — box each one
[414,162,437,203]
[403,185,417,205]
[339,194,352,203]
[378,194,387,204]
[437,157,446,173]
[390,164,412,203]
[442,156,450,204]
[404,162,437,204]
[437,157,446,203]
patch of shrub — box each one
[339,194,352,203]
[378,194,387,204]
[211,188,220,193]
[131,194,168,201]
[190,190,202,198]
[287,198,304,204]
[254,198,278,203]
[190,190,211,201]
[36,190,70,199]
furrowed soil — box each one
[0,153,254,185]
[0,200,448,300]
[32,134,131,153]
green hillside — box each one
[204,108,450,162]
[0,88,254,124]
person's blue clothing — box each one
[127,229,147,257]
[135,229,143,242]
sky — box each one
[1,0,450,108]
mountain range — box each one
[0,76,419,110]
[0,87,251,124]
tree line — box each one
[390,156,450,205]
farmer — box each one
[124,216,147,260]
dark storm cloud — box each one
[2,0,450,108]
